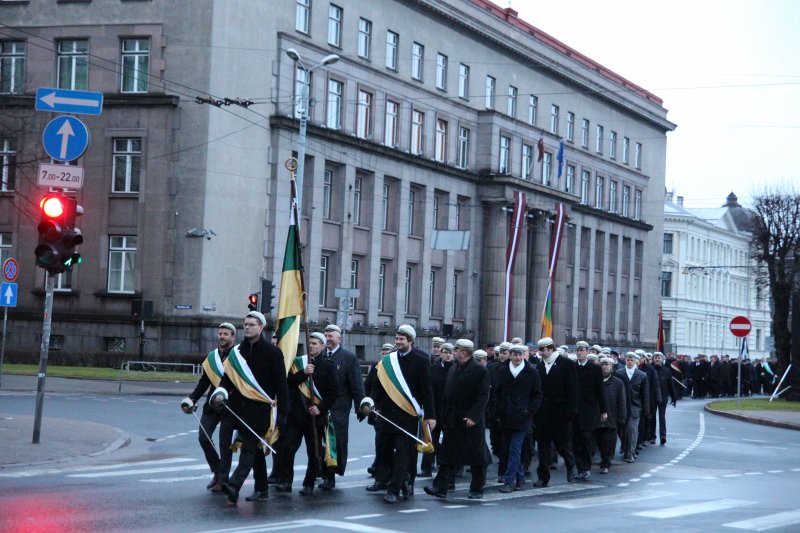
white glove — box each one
[359,396,374,415]
[180,397,194,414]
[210,388,228,410]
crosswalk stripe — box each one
[634,499,754,519]
[723,509,800,531]
[541,490,677,509]
[69,463,212,478]
[455,483,599,503]
[0,457,196,478]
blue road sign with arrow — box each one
[35,87,103,116]
[0,282,17,308]
[42,116,90,162]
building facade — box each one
[0,0,674,362]
[661,193,771,358]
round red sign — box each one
[2,258,18,282]
[729,315,751,337]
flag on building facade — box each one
[556,141,564,179]
[540,203,566,338]
[657,306,665,353]
[540,281,553,338]
[537,137,544,162]
[504,191,526,341]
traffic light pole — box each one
[32,271,55,443]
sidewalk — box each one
[0,374,187,469]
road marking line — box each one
[674,479,691,483]
[723,509,800,531]
[345,514,384,520]
[767,470,784,474]
[443,505,467,509]
[723,474,742,478]
[398,509,427,513]
[481,503,498,506]
[0,457,197,478]
[763,446,788,451]
[542,490,676,509]
[618,483,629,487]
[701,476,717,480]
[634,499,754,519]
[744,472,764,476]
[455,483,599,502]
[69,463,212,477]
[741,439,767,443]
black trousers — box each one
[536,420,575,483]
[199,406,233,482]
[228,428,268,492]
[275,416,323,487]
[572,426,594,473]
[375,428,415,494]
[593,427,617,469]
[655,400,669,441]
[433,463,486,493]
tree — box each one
[750,188,800,373]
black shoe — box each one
[245,489,269,501]
[206,474,219,490]
[275,482,292,493]
[467,491,483,499]
[496,476,504,484]
[566,467,576,482]
[549,464,558,470]
[515,479,524,491]
[499,484,514,493]
[299,485,313,496]
[661,439,667,446]
[423,486,447,499]
[649,438,656,445]
[319,477,335,491]
[383,492,399,504]
[418,470,432,478]
[267,475,280,485]
[366,482,388,492]
[221,482,239,504]
[533,479,548,488]
[401,481,414,499]
[367,466,376,475]
[448,481,456,490]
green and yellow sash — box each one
[290,355,323,406]
[290,355,338,467]
[376,352,433,453]
[202,349,224,388]
[223,345,280,450]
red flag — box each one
[537,138,544,162]
[504,191,526,341]
[657,306,665,353]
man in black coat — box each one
[638,351,661,448]
[273,332,339,495]
[487,342,511,458]
[420,342,454,477]
[615,352,649,463]
[573,341,607,481]
[533,337,578,488]
[319,324,366,490]
[425,338,490,500]
[495,344,542,492]
[371,325,436,504]
[652,352,677,446]
[594,357,627,473]
[212,311,289,505]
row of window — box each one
[663,231,750,266]
[0,38,150,94]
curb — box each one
[703,404,800,431]
[87,427,132,458]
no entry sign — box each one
[729,315,752,337]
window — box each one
[384,100,398,147]
[609,131,617,159]
[522,144,533,181]
[550,104,559,134]
[542,152,552,186]
[434,119,447,163]
[458,63,469,98]
[455,201,462,230]
[507,86,517,117]
[457,126,470,169]
[499,135,510,174]
[0,233,12,268]
[1,138,15,191]
[663,232,674,254]
[381,183,389,230]
[580,170,590,205]
[428,270,436,316]
[350,259,359,308]
[0,41,25,94]
[296,0,310,33]
[326,79,343,129]
[378,263,386,311]
[609,180,618,213]
[622,136,630,164]
[581,119,589,148]
[411,42,424,80]
[634,142,642,169]
[385,31,398,70]
[566,112,575,142]
[322,169,332,219]
[663,319,672,344]
[120,38,149,93]
[319,255,328,306]
[328,5,342,47]
[451,272,458,318]
[661,271,672,298]
[595,175,604,209]
[436,54,447,90]
[528,95,538,125]
[112,138,142,193]
[53,270,72,292]
[356,89,372,139]
[634,189,642,220]
[293,66,310,119]
[432,196,439,230]
[407,189,415,235]
[57,40,88,90]
[108,236,137,293]
[565,165,575,194]
[622,185,631,217]
[596,125,604,154]
[404,266,412,314]
[411,110,424,155]
[357,18,371,58]
[485,76,495,109]
[353,176,362,225]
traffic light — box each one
[261,279,275,314]
[34,194,83,273]
[248,293,258,311]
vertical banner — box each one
[504,191,526,341]
[540,203,566,339]
[657,306,666,353]
[276,177,306,373]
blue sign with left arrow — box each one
[35,87,103,116]
[42,116,90,162]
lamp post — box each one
[286,48,339,209]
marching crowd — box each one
[178,310,761,505]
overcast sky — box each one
[505,0,800,208]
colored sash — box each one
[376,352,433,454]
[290,355,323,406]
[290,355,338,467]
[324,415,338,467]
[670,361,682,374]
[202,349,225,388]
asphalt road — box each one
[1,388,799,533]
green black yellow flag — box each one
[276,178,305,374]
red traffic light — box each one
[248,293,258,311]
[40,195,65,218]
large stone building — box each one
[0,0,674,362]
[661,192,771,358]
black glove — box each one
[356,411,366,422]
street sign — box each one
[730,315,752,337]
[42,116,90,162]
[0,282,17,307]
[2,258,18,282]
[37,163,84,190]
[35,87,103,116]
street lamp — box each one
[285,48,339,209]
